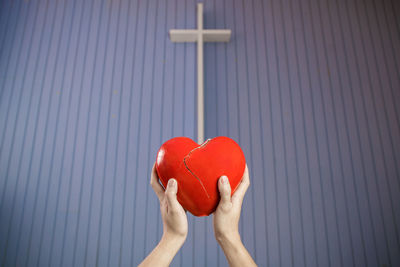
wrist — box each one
[161,232,186,250]
[215,231,241,248]
[215,231,257,267]
[139,233,185,266]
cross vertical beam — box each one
[169,3,231,144]
[197,3,204,145]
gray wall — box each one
[0,0,399,266]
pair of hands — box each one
[151,162,250,244]
[139,163,256,267]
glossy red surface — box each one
[155,136,246,216]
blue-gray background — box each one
[0,0,399,266]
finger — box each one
[218,175,231,205]
[232,164,250,205]
[165,178,181,213]
[150,162,164,201]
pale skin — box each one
[139,163,257,267]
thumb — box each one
[218,176,231,204]
[165,179,180,212]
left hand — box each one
[150,162,188,241]
[139,164,188,266]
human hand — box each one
[139,164,188,266]
[150,162,188,242]
[213,164,250,243]
[212,164,257,267]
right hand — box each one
[212,164,250,243]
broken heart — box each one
[155,136,246,216]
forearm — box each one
[217,232,257,267]
[138,233,185,267]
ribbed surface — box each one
[0,0,399,266]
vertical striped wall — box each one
[0,0,399,266]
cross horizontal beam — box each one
[169,29,231,42]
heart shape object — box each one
[155,136,246,216]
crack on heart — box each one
[183,139,212,199]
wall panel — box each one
[0,0,399,266]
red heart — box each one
[155,136,246,216]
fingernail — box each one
[221,176,228,184]
[168,179,176,187]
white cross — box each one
[169,3,231,144]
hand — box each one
[139,163,188,267]
[150,162,188,241]
[212,164,257,267]
[213,164,250,243]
